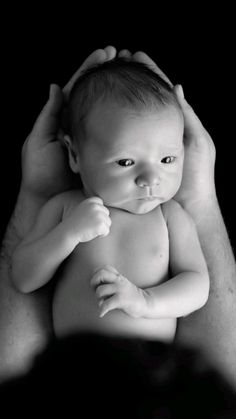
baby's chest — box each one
[71,206,169,288]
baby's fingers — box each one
[96,284,116,300]
[90,268,118,289]
[99,295,120,318]
[92,264,119,276]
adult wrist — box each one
[17,185,49,209]
[1,185,48,262]
[12,186,48,237]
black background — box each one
[1,9,235,251]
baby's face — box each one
[76,101,184,214]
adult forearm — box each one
[0,186,47,293]
[0,187,53,380]
[3,186,48,248]
[177,198,236,387]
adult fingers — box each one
[28,84,63,145]
[132,51,173,87]
[63,46,116,100]
[118,49,132,58]
[174,85,207,143]
[104,45,117,60]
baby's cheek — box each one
[175,175,182,191]
[98,178,129,201]
[166,173,182,199]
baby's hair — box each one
[64,57,179,144]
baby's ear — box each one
[63,135,80,173]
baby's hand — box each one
[90,265,148,318]
[65,197,111,243]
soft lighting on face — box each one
[75,102,184,214]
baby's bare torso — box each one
[53,201,176,342]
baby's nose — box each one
[136,170,160,188]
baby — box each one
[12,58,209,342]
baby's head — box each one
[64,58,184,214]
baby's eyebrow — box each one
[106,146,131,157]
[161,144,184,152]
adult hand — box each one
[21,46,117,201]
[0,47,117,381]
[173,85,217,217]
[118,50,217,219]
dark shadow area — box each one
[1,333,236,417]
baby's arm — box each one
[12,193,111,293]
[144,200,210,318]
[11,192,72,293]
[91,200,209,319]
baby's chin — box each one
[107,198,163,215]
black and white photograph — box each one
[0,10,235,417]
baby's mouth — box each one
[144,197,158,201]
[137,195,159,201]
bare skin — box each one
[11,104,209,342]
[0,46,235,389]
[0,46,117,381]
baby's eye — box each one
[161,156,176,164]
[117,159,135,167]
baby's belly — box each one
[53,270,176,342]
[53,255,176,343]
[53,206,176,342]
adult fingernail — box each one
[104,45,116,60]
[49,84,55,98]
[178,84,184,100]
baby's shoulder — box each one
[58,189,85,205]
[57,189,86,216]
[43,189,84,213]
